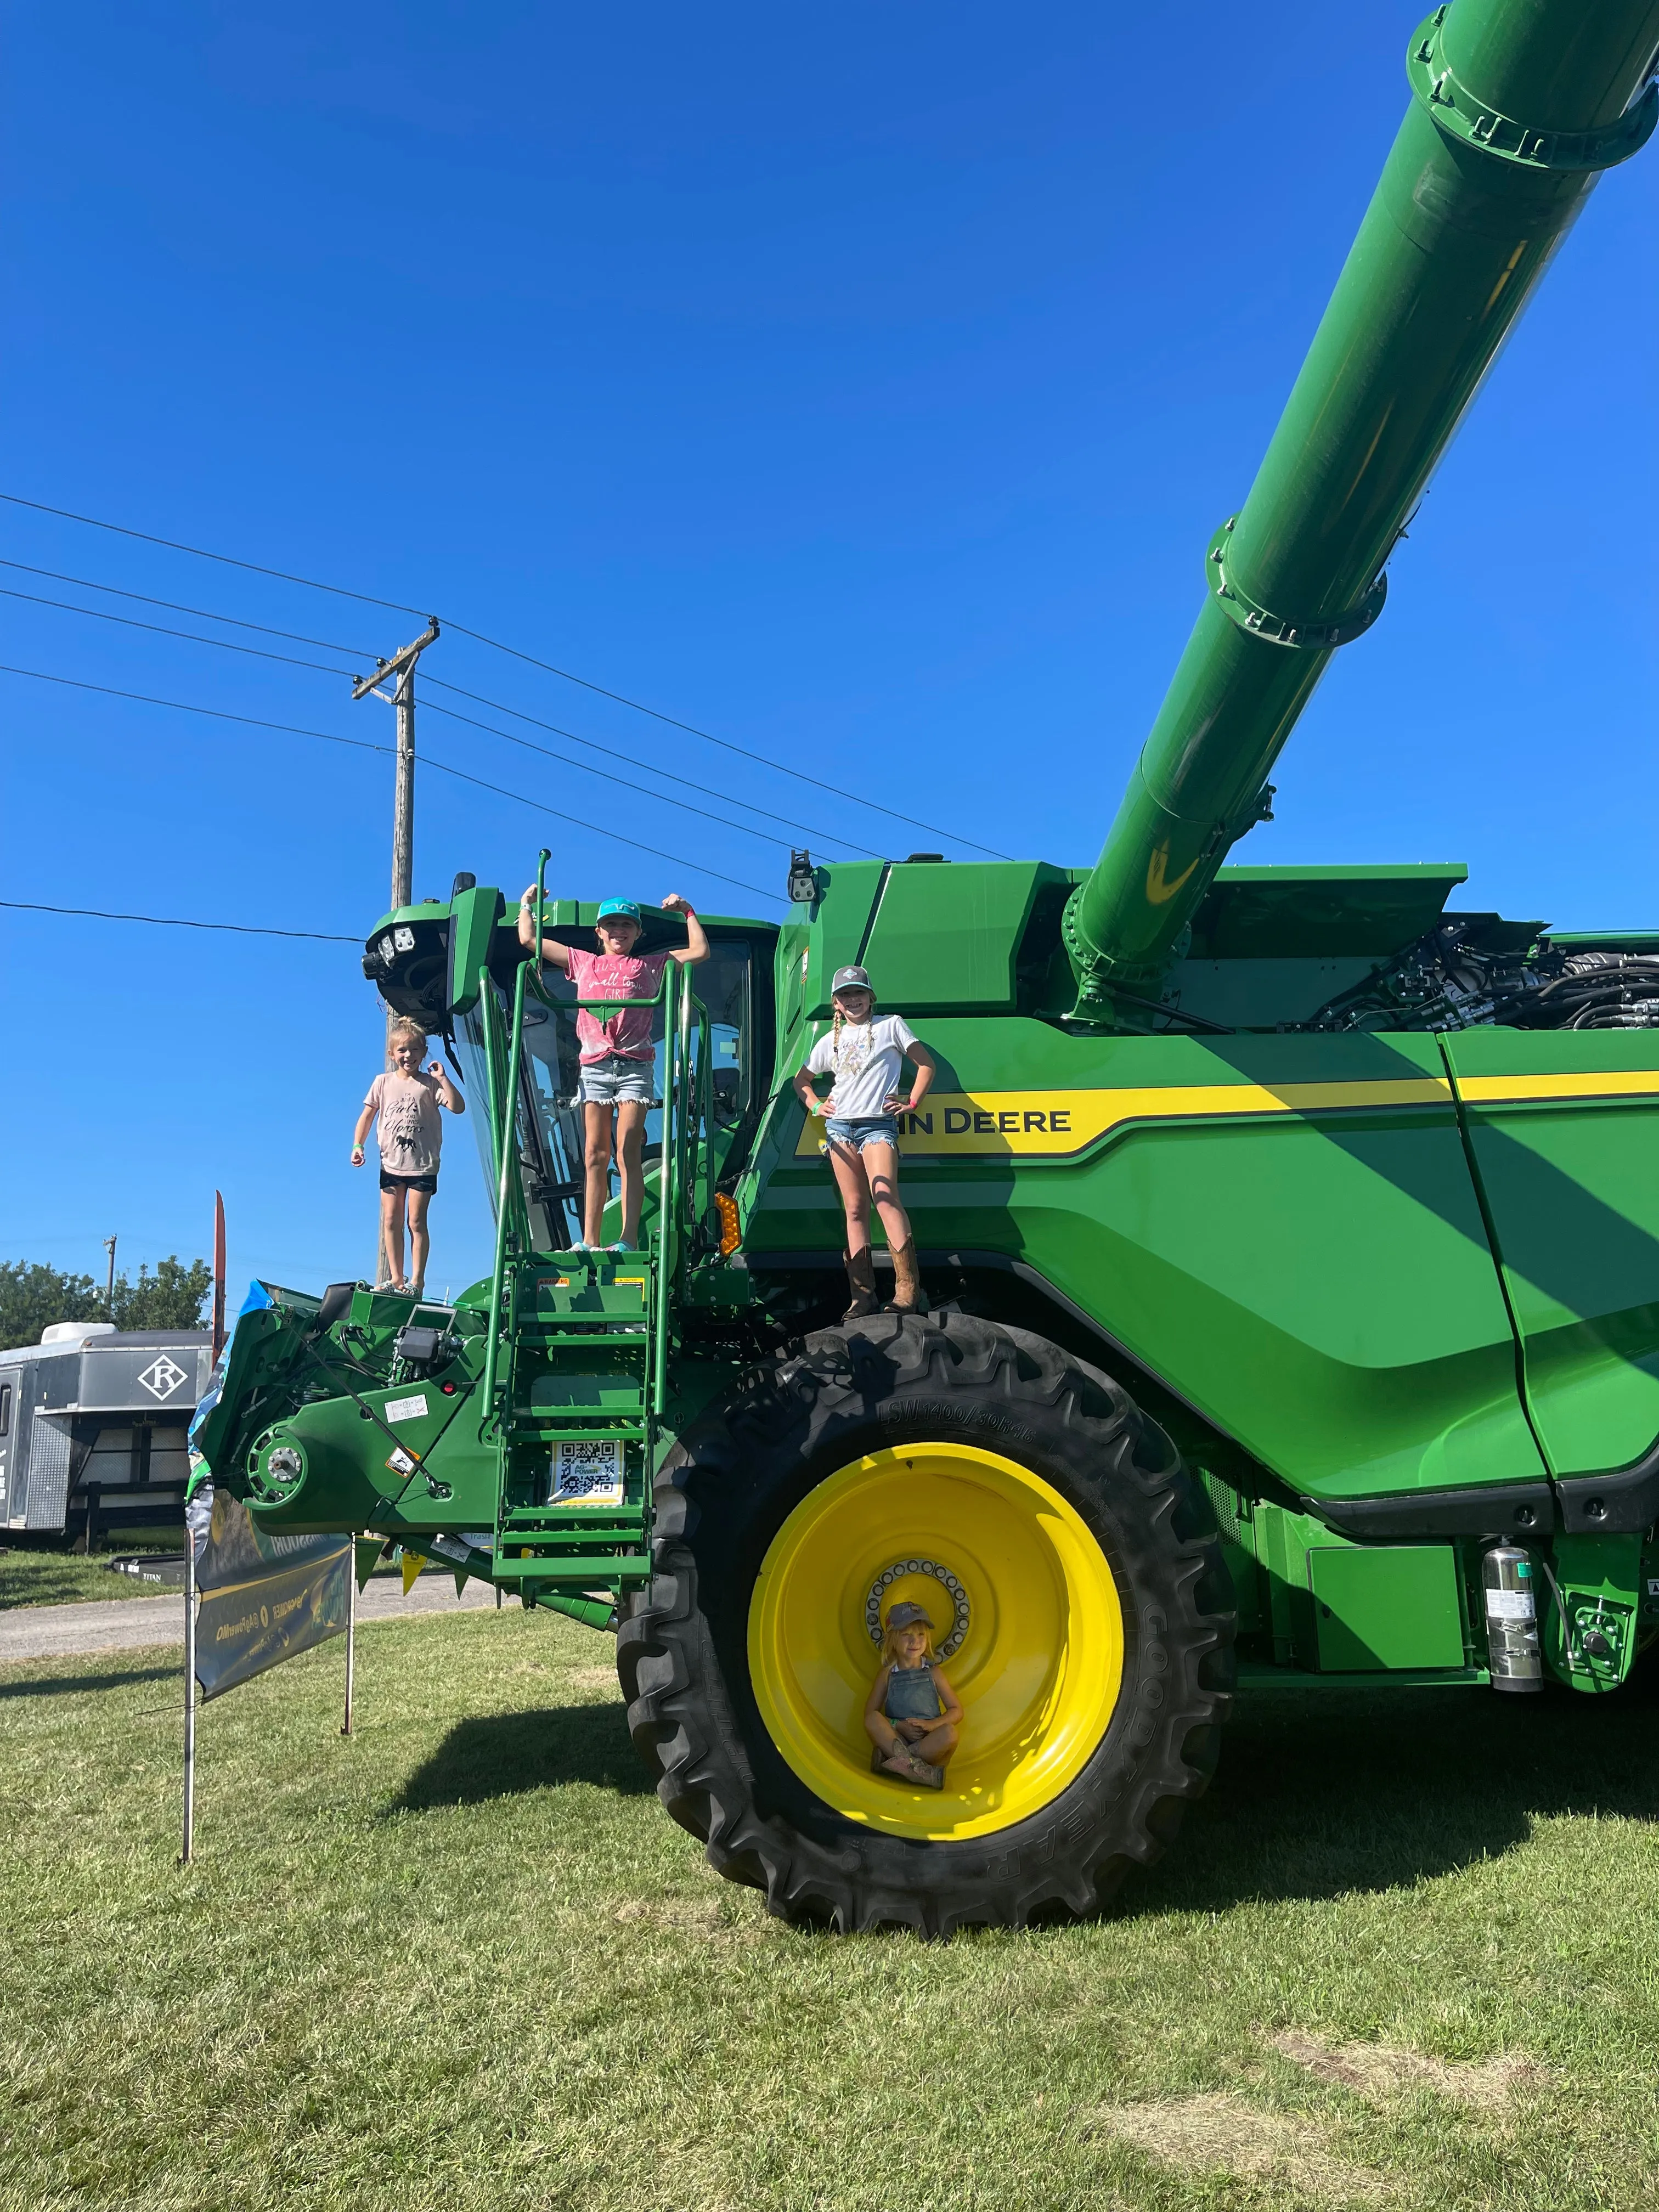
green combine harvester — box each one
[194,0,1659,1931]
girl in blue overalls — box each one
[863,1599,963,1790]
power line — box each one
[0,660,783,905]
[0,583,357,677]
[0,659,785,886]
[421,672,878,859]
[441,620,1013,859]
[0,560,862,856]
[0,490,430,619]
[0,898,359,942]
[0,488,1010,859]
[415,755,781,903]
[0,662,388,757]
[419,692,809,854]
[0,557,374,658]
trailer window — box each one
[0,1383,9,1438]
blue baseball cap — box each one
[596,898,642,923]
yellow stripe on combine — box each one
[792,1069,1659,1163]
[795,1080,1452,1161]
[1458,1071,1659,1107]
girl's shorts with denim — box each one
[824,1114,900,1154]
[577,1054,656,1107]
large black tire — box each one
[618,1311,1235,1933]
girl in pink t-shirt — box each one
[517,891,710,1249]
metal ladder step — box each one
[493,1553,651,1582]
[514,1328,649,1346]
[504,1415,648,1432]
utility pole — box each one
[353,620,440,1288]
[103,1235,117,1319]
[353,618,441,918]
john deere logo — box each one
[138,1353,189,1401]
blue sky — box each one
[2,2,1654,1303]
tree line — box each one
[0,1258,212,1352]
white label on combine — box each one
[385,1393,429,1425]
[551,1438,625,1505]
[1486,1588,1535,1620]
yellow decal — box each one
[792,1070,1659,1164]
[795,1079,1454,1161]
[1457,1071,1659,1107]
[1146,839,1201,907]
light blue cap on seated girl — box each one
[596,898,642,922]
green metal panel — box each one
[1187,865,1468,961]
[1069,0,1659,996]
[775,919,810,1047]
[800,862,887,1019]
[1548,1532,1644,1694]
[444,884,504,1015]
[860,862,1057,1013]
[1441,1029,1659,1474]
[753,1020,1543,1501]
[1308,1546,1465,1672]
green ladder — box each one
[490,1250,656,1600]
[474,853,716,1617]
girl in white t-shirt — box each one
[792,964,937,1318]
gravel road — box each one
[0,1573,503,1664]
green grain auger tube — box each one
[193,0,1659,1933]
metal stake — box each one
[180,1531,197,1865]
[341,1545,357,1736]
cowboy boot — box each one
[885,1239,928,1314]
[842,1246,877,1321]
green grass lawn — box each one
[0,1545,182,1611]
[4,1612,1659,2212]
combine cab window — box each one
[457,934,758,1247]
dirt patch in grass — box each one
[610,1894,762,1943]
[1091,2091,1388,2202]
[1269,2029,1542,2111]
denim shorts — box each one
[825,1114,900,1155]
[578,1053,655,1106]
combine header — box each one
[194,0,1659,1931]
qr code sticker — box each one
[552,1439,625,1504]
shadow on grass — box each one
[384,1674,1659,1911]
[391,1700,653,1812]
[0,1662,179,1700]
[1136,1678,1659,1913]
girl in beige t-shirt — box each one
[352,1018,465,1294]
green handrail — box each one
[479,849,549,1431]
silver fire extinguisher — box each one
[1483,1545,1541,1693]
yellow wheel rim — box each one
[747,1442,1125,1841]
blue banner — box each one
[191,1485,351,1702]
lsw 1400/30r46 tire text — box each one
[617,1311,1235,1934]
